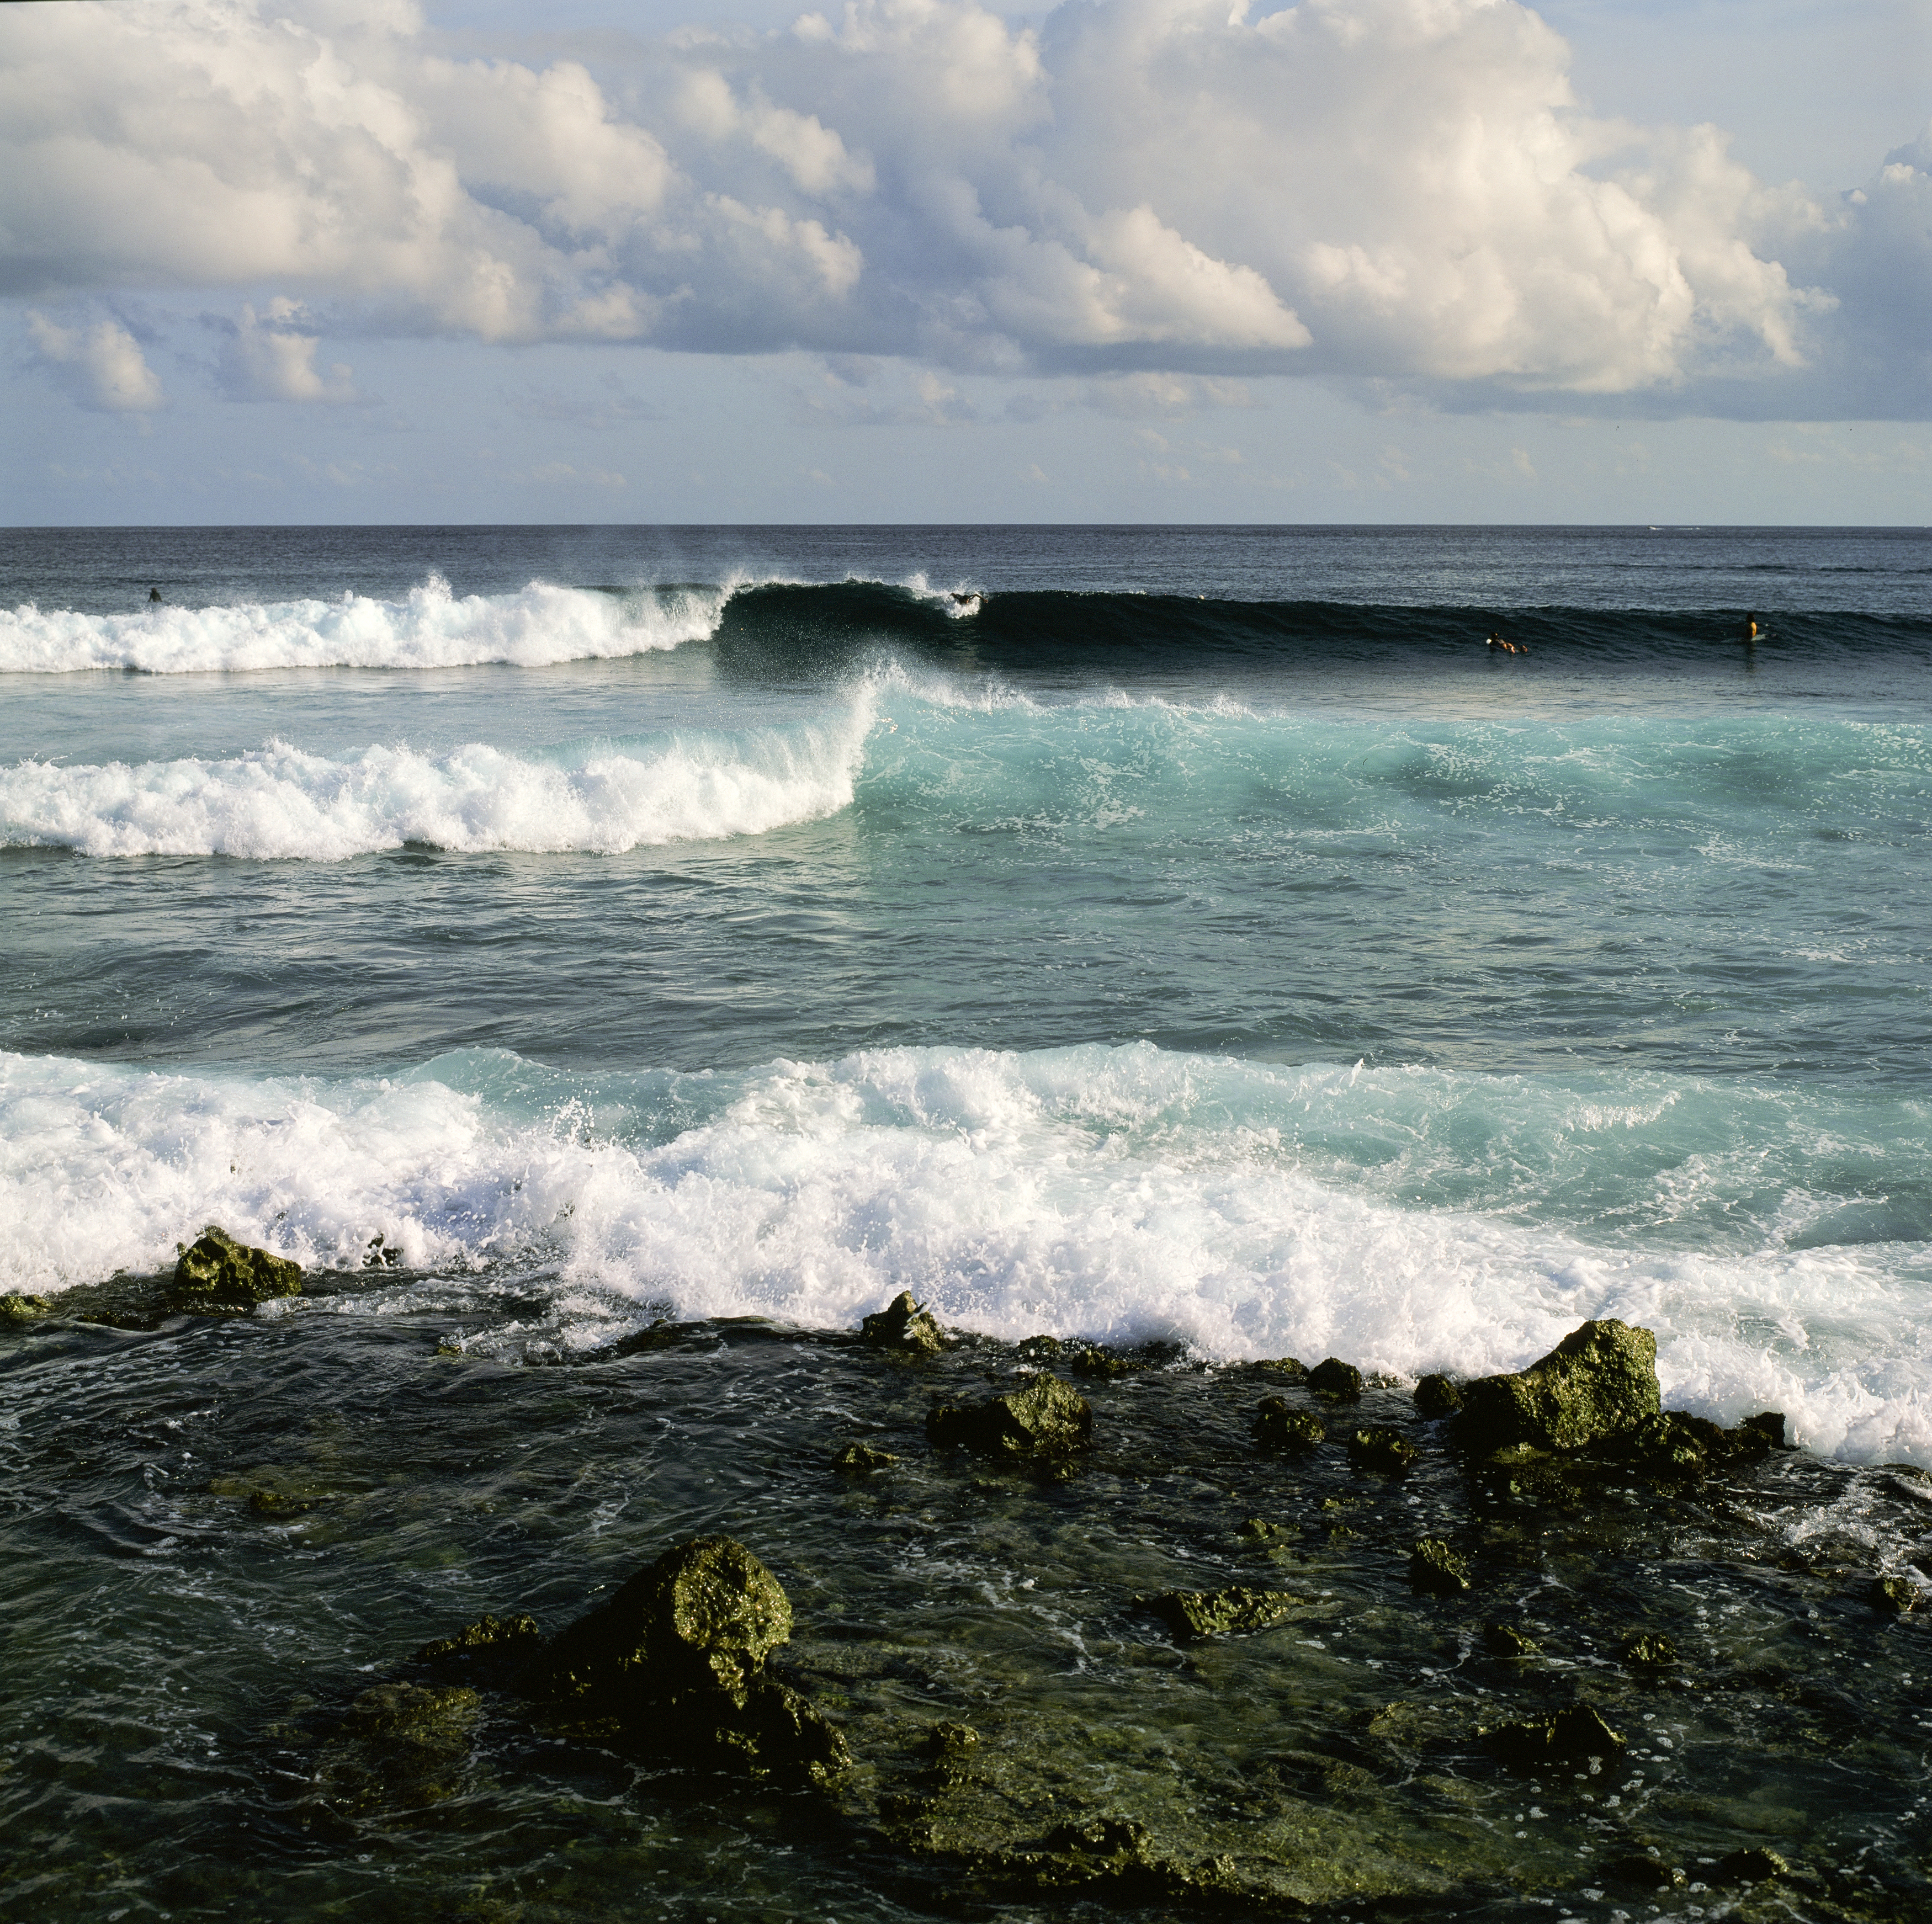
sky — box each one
[3,0,1928,525]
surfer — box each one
[148,587,163,603]
[1742,612,1759,644]
[1487,631,1526,655]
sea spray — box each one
[4,1041,1925,1464]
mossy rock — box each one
[927,1374,1092,1457]
[833,1441,899,1475]
[209,1464,367,1516]
[1622,1630,1678,1666]
[1070,1346,1146,1379]
[1140,1585,1310,1641]
[1256,1397,1325,1453]
[1483,1622,1538,1658]
[1718,1847,1790,1884]
[1308,1357,1364,1398]
[859,1291,942,1354]
[0,1293,52,1326]
[1481,1703,1625,1769]
[171,1225,302,1312]
[518,1535,849,1784]
[1871,1575,1920,1615]
[1602,1852,1685,1890]
[415,1613,542,1677]
[1455,1319,1659,1454]
[309,1682,481,1821]
[1414,1373,1463,1418]
[1409,1538,1471,1596]
[1348,1426,1420,1473]
[1251,1356,1307,1380]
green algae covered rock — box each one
[1414,1373,1463,1418]
[859,1290,942,1354]
[1347,1426,1419,1473]
[171,1225,302,1312]
[1718,1847,1790,1884]
[927,1373,1092,1457]
[1483,1622,1539,1658]
[1871,1575,1920,1615]
[1482,1702,1625,1769]
[1622,1630,1678,1666]
[833,1440,899,1474]
[1455,1319,1659,1454]
[1308,1357,1364,1397]
[1256,1397,1326,1453]
[416,1614,542,1669]
[309,1681,482,1822]
[1,1292,52,1326]
[1409,1538,1471,1596]
[1142,1585,1310,1641]
[519,1535,848,1784]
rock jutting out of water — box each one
[926,1372,1093,1456]
[1413,1372,1463,1418]
[172,1224,304,1312]
[1255,1397,1325,1453]
[1455,1318,1659,1454]
[1306,1357,1363,1398]
[859,1290,943,1354]
[1347,1426,1420,1473]
[1140,1585,1312,1641]
[514,1534,851,1785]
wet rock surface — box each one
[926,1371,1092,1457]
[6,1301,1931,1922]
[1456,1317,1660,1453]
[859,1291,943,1355]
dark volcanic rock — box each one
[171,1224,302,1312]
[859,1291,942,1354]
[519,1535,850,1784]
[1414,1373,1463,1418]
[1256,1397,1326,1453]
[1717,1847,1790,1884]
[1455,1319,1659,1454]
[1871,1575,1920,1615]
[1409,1538,1471,1596]
[1141,1585,1309,1641]
[416,1613,542,1681]
[1348,1426,1420,1473]
[1308,1357,1364,1398]
[1482,1703,1625,1769]
[927,1373,1092,1457]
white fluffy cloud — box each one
[26,313,166,411]
[0,0,1921,410]
[213,297,363,401]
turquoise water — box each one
[2,527,1929,1461]
[4,525,1932,1923]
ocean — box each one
[2,523,1929,1921]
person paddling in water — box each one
[148,587,163,603]
[1486,630,1527,655]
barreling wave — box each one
[0,573,729,674]
[3,1041,1926,1464]
[7,571,1927,677]
[0,702,871,857]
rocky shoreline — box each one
[6,1245,1930,1919]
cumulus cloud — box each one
[26,312,166,411]
[211,297,363,401]
[0,0,1923,412]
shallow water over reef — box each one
[3,1279,1928,1923]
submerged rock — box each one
[1455,1319,1659,1454]
[519,1535,849,1784]
[1409,1538,1471,1596]
[1255,1397,1326,1453]
[927,1374,1092,1457]
[833,1441,899,1475]
[309,1681,481,1821]
[1602,1852,1685,1891]
[1308,1357,1364,1398]
[1141,1585,1309,1641]
[859,1291,942,1354]
[1414,1373,1463,1418]
[171,1225,302,1312]
[1347,1426,1420,1473]
[1482,1703,1625,1769]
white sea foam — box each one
[0,575,727,674]
[0,701,871,857]
[3,1042,1926,1467]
